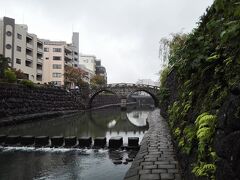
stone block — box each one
[20,135,35,146]
[51,136,64,147]
[64,136,77,147]
[140,174,160,180]
[128,137,139,147]
[78,137,92,147]
[5,135,20,146]
[0,134,6,144]
[109,136,123,149]
[35,136,49,147]
[94,137,106,148]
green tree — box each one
[159,32,188,67]
[64,66,87,88]
[4,68,17,83]
[90,74,106,86]
[0,55,9,79]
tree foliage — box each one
[90,74,106,86]
[64,66,87,87]
[0,55,9,79]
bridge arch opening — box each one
[88,89,120,109]
[127,90,159,107]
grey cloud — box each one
[1,0,213,83]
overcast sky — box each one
[1,0,213,83]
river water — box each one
[0,106,152,180]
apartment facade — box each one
[42,32,80,86]
[0,17,43,83]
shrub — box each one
[20,79,35,88]
[4,69,17,83]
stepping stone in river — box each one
[64,136,77,147]
[78,137,92,148]
[0,135,6,145]
[5,135,20,146]
[127,137,139,149]
[51,136,64,147]
[94,137,106,148]
[109,136,123,149]
[20,135,35,146]
[35,136,49,147]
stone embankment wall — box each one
[160,70,240,179]
[158,1,240,179]
[0,83,85,124]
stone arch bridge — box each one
[88,83,160,109]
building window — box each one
[5,44,12,49]
[16,58,21,64]
[25,60,32,67]
[52,73,62,78]
[17,33,22,40]
[6,31,12,36]
[53,56,61,61]
[53,48,62,52]
[44,48,49,52]
[53,64,62,69]
[17,46,21,52]
[45,57,49,60]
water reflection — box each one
[0,106,151,144]
[127,110,150,127]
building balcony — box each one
[37,58,43,64]
[64,54,72,61]
[37,47,43,53]
[26,55,33,61]
[64,46,72,53]
[64,62,73,67]
[26,43,33,50]
[37,69,42,74]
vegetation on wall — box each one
[159,0,240,179]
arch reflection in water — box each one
[126,109,150,127]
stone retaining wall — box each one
[0,83,85,121]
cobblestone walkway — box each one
[124,109,181,180]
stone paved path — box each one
[124,109,182,180]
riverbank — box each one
[0,110,80,127]
[124,109,182,180]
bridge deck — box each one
[124,109,181,180]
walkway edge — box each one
[124,108,182,180]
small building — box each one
[95,59,107,84]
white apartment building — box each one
[79,64,95,84]
[80,54,96,73]
[42,33,79,86]
[0,17,43,83]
